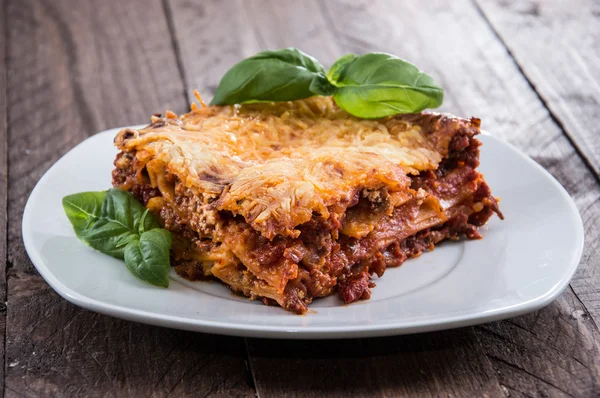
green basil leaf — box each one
[63,189,171,287]
[75,188,145,258]
[101,188,148,233]
[139,208,160,235]
[210,48,332,105]
[124,229,171,287]
[62,191,106,241]
[308,74,336,96]
[63,189,161,259]
[326,53,356,84]
[63,190,136,258]
[79,218,139,259]
[329,53,443,118]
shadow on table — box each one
[5,272,502,396]
[245,328,492,395]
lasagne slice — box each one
[112,96,502,314]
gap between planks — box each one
[1,0,9,395]
[472,0,600,187]
[3,1,254,396]
[471,0,600,333]
[159,0,263,389]
[161,0,191,109]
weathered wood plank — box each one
[164,0,261,100]
[248,330,503,398]
[5,274,253,397]
[167,0,341,98]
[476,0,600,344]
[5,0,254,396]
[169,0,600,395]
[6,0,186,270]
[0,0,8,393]
[477,293,600,397]
[476,0,600,176]
[318,0,600,395]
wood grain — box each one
[477,294,600,397]
[5,274,253,397]
[164,0,261,100]
[248,330,503,398]
[0,0,8,393]
[317,0,600,395]
[476,0,600,175]
[476,0,600,341]
[4,0,254,396]
[6,0,186,270]
[166,0,341,98]
[168,0,600,396]
[5,0,600,396]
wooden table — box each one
[1,0,599,396]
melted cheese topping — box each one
[114,96,462,239]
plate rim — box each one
[21,127,585,339]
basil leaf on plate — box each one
[124,229,172,288]
[80,217,139,259]
[63,188,162,259]
[139,208,160,235]
[64,190,132,258]
[211,48,331,105]
[62,191,106,237]
[101,188,148,233]
[328,53,443,118]
[63,188,171,287]
[78,188,143,258]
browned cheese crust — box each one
[112,96,502,314]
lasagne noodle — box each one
[112,96,502,313]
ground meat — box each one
[436,133,481,176]
[334,212,481,305]
[159,206,199,239]
[112,152,133,186]
[337,268,372,304]
[380,243,407,269]
[172,257,210,281]
[283,285,310,314]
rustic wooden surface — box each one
[0,0,7,393]
[476,0,600,330]
[4,1,251,397]
[1,0,599,396]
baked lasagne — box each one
[112,96,502,314]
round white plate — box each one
[22,127,584,339]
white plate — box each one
[22,126,584,339]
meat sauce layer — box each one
[113,134,501,314]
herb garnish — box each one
[63,189,171,287]
[211,48,443,118]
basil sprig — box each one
[327,53,444,118]
[211,48,332,105]
[63,188,172,287]
[210,48,443,118]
